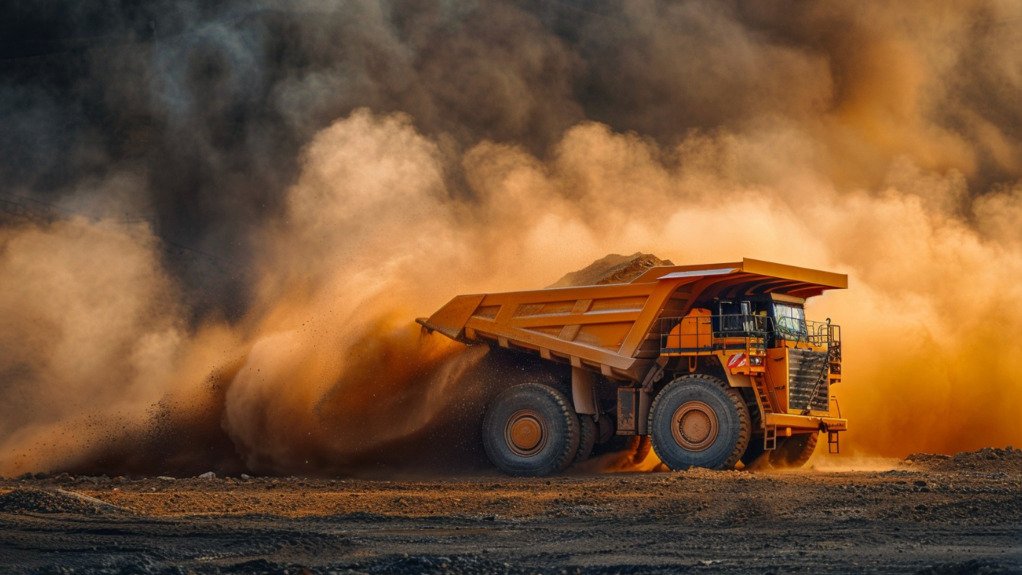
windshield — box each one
[773,303,807,340]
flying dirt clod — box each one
[418,257,848,476]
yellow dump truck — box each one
[417,258,847,476]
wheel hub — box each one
[671,401,719,451]
[505,409,546,456]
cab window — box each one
[773,303,807,339]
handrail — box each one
[660,313,841,354]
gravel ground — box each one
[0,449,1019,574]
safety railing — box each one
[660,314,840,355]
[775,319,841,351]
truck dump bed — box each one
[418,258,847,381]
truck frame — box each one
[417,258,847,475]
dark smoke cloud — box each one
[0,1,587,316]
[3,6,1017,229]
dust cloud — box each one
[1,1,1021,475]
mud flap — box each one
[617,388,638,434]
[616,388,652,435]
[571,367,598,416]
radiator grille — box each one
[788,349,829,412]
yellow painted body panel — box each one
[765,348,790,413]
[764,413,847,432]
[666,308,712,351]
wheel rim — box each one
[671,401,719,451]
[505,409,547,456]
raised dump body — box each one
[418,258,848,475]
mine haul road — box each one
[0,450,1020,574]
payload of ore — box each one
[549,253,673,287]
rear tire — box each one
[769,432,819,468]
[648,374,750,470]
[595,414,615,445]
[482,383,580,476]
[574,415,597,463]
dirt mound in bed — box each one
[549,252,673,287]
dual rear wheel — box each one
[483,383,600,476]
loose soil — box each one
[1,449,1019,574]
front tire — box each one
[482,383,580,476]
[648,374,751,470]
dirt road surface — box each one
[1,449,1019,574]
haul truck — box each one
[417,258,847,475]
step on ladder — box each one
[751,375,778,451]
[751,375,774,415]
[828,430,840,454]
[764,424,777,451]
